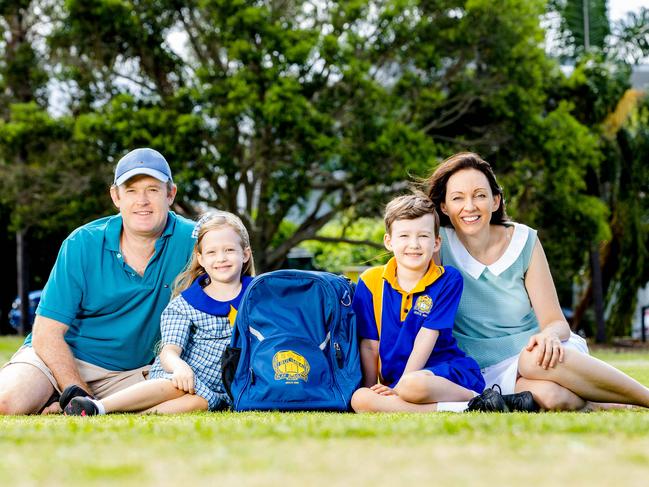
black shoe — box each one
[59,384,92,410]
[466,385,509,412]
[64,397,99,416]
[502,391,540,412]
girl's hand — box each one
[171,362,195,394]
[370,383,398,396]
[525,330,564,369]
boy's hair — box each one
[172,211,255,297]
[384,193,440,237]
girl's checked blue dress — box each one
[148,275,253,410]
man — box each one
[0,148,195,414]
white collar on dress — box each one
[444,223,529,279]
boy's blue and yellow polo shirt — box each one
[25,212,195,371]
[353,257,468,387]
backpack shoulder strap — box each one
[359,266,385,338]
[359,266,386,384]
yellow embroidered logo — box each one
[414,295,433,316]
[272,350,310,383]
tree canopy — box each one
[1,0,648,336]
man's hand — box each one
[41,402,62,415]
[59,384,94,410]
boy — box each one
[350,193,485,413]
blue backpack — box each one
[223,270,361,411]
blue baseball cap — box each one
[114,148,173,186]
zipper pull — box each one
[250,368,256,385]
[334,342,343,368]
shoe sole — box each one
[64,399,96,417]
[59,385,90,410]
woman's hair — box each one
[172,211,255,297]
[425,152,509,227]
[384,192,440,237]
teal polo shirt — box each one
[26,212,195,371]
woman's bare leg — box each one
[518,348,649,407]
[515,377,585,411]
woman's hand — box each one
[171,361,195,394]
[370,383,398,396]
[525,330,564,369]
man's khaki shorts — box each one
[3,346,150,400]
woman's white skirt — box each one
[481,332,589,395]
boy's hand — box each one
[171,362,195,394]
[370,383,398,396]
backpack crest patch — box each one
[273,350,310,383]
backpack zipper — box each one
[334,342,343,368]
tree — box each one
[608,7,649,63]
[551,0,610,58]
[545,2,649,338]
[388,0,612,314]
[0,1,115,334]
[301,215,387,273]
[3,0,642,344]
[568,83,649,338]
[59,0,592,272]
[603,96,649,336]
[49,0,442,270]
[0,1,52,334]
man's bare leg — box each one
[0,363,56,415]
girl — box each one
[426,152,649,411]
[65,211,255,415]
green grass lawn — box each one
[1,336,648,486]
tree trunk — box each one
[591,244,606,343]
[17,228,30,336]
[572,237,616,336]
[571,281,590,333]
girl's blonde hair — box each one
[172,211,255,297]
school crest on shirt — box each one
[413,295,433,317]
[273,350,310,383]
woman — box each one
[426,152,649,411]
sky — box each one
[609,0,649,20]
